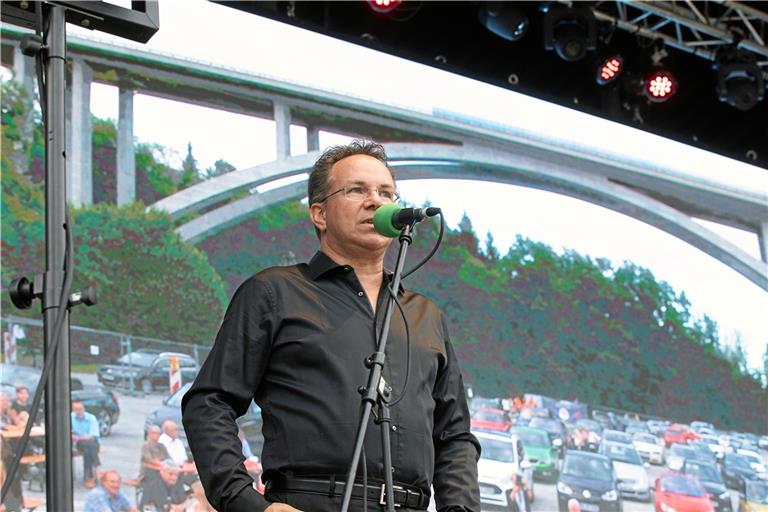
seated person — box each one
[71,399,100,489]
[9,386,30,427]
[139,425,169,484]
[139,459,189,512]
[83,469,137,512]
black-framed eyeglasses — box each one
[317,185,400,204]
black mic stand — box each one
[341,223,415,512]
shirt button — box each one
[391,425,398,432]
[357,291,364,297]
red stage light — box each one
[643,69,678,102]
[596,56,623,85]
[367,0,402,14]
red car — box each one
[654,473,714,512]
[663,423,700,447]
[470,407,512,432]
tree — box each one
[204,158,237,179]
[179,141,201,188]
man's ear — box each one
[309,202,327,233]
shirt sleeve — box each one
[88,414,100,439]
[431,314,481,512]
[181,276,276,512]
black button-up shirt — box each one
[182,252,480,511]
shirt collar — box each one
[308,251,405,295]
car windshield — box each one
[513,428,549,448]
[685,462,720,482]
[576,419,601,432]
[727,454,752,469]
[116,352,157,367]
[477,437,516,463]
[634,433,656,444]
[669,445,692,456]
[746,480,768,504]
[660,476,706,497]
[562,456,613,481]
[605,431,631,443]
[603,443,642,465]
[740,452,762,465]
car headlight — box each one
[660,503,677,512]
[557,482,573,495]
[601,490,618,501]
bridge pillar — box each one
[117,87,136,205]
[307,126,320,152]
[66,58,93,206]
[11,44,37,176]
[759,221,768,264]
[274,101,291,159]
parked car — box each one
[736,449,767,474]
[474,429,535,509]
[688,441,720,465]
[632,432,664,465]
[144,382,263,457]
[511,425,558,482]
[97,351,198,393]
[691,421,716,436]
[758,436,768,450]
[570,419,604,452]
[682,460,732,512]
[599,441,650,502]
[528,416,566,452]
[556,450,622,512]
[700,433,730,460]
[470,407,512,432]
[654,473,715,512]
[602,429,634,446]
[646,419,670,437]
[1,363,119,437]
[722,453,761,492]
[664,423,699,447]
[740,479,768,512]
[666,443,696,472]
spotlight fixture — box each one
[367,0,402,14]
[714,47,765,111]
[596,55,623,85]
[643,69,678,103]
[478,3,529,42]
[543,6,596,62]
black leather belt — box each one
[265,474,430,509]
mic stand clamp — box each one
[341,224,415,512]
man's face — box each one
[160,467,179,485]
[102,472,121,497]
[164,423,178,439]
[72,402,85,418]
[16,388,28,404]
[311,154,395,257]
[148,429,161,443]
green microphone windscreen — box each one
[372,203,403,238]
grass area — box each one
[71,363,99,373]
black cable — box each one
[1,212,73,501]
[402,210,444,279]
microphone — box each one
[373,204,441,237]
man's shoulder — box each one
[237,263,308,294]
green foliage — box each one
[179,141,202,188]
[204,158,236,179]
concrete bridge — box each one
[2,27,767,291]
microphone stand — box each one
[341,223,415,512]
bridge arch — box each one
[148,143,768,291]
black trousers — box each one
[265,491,425,512]
[75,438,100,479]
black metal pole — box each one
[43,5,74,510]
[341,224,414,512]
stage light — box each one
[643,69,678,103]
[543,7,596,62]
[714,47,764,111]
[596,55,623,85]
[478,3,529,42]
[367,0,402,14]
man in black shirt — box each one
[140,459,190,512]
[182,140,480,512]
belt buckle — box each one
[379,483,403,507]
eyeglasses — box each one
[318,184,400,204]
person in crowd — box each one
[83,469,138,512]
[189,480,216,512]
[0,392,13,428]
[140,459,190,512]
[9,386,30,426]
[158,420,187,466]
[182,140,480,511]
[139,424,170,484]
[506,473,532,512]
[71,399,101,488]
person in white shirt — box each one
[158,420,188,466]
